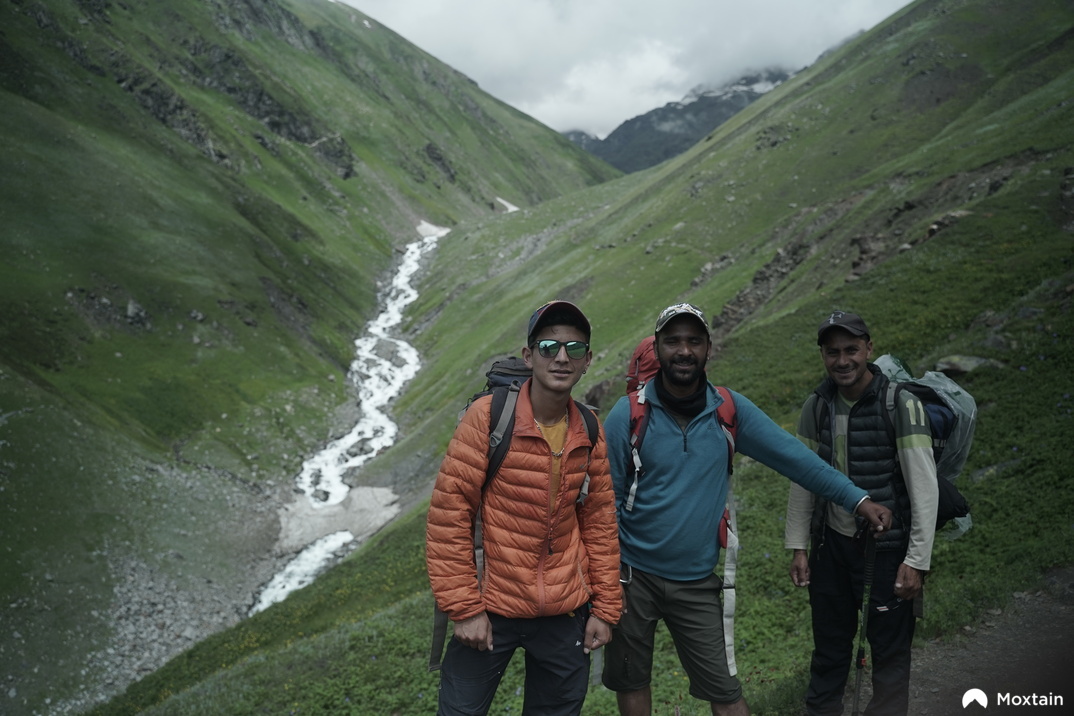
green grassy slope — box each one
[0,0,620,710]
[85,0,1074,714]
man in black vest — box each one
[785,311,939,716]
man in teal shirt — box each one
[601,303,892,716]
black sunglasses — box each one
[534,339,589,359]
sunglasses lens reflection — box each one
[536,340,588,359]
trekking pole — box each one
[851,531,876,716]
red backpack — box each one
[626,335,660,394]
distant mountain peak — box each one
[566,68,792,173]
[683,68,790,104]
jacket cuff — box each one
[590,604,621,625]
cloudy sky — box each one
[340,0,914,138]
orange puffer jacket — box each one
[426,381,621,625]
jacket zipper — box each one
[538,454,560,614]
[538,496,553,613]
[537,536,549,613]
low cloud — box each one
[346,0,912,137]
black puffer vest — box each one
[810,365,910,551]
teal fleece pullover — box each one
[604,381,869,580]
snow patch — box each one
[495,197,520,213]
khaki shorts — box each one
[601,567,742,704]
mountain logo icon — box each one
[962,688,988,708]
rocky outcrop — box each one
[711,240,816,343]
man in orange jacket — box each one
[426,300,622,716]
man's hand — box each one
[453,612,494,651]
[789,549,811,587]
[855,499,893,533]
[894,563,924,601]
[583,615,613,655]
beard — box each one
[658,354,707,388]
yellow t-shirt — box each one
[536,415,568,514]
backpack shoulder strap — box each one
[485,381,522,488]
[573,401,600,506]
[714,386,737,474]
[478,384,520,598]
[882,381,899,433]
[624,387,650,512]
[575,400,600,445]
[812,392,828,440]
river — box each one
[250,220,451,614]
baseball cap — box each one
[817,311,871,345]
[654,302,710,337]
[527,300,591,345]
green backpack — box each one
[874,354,976,531]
